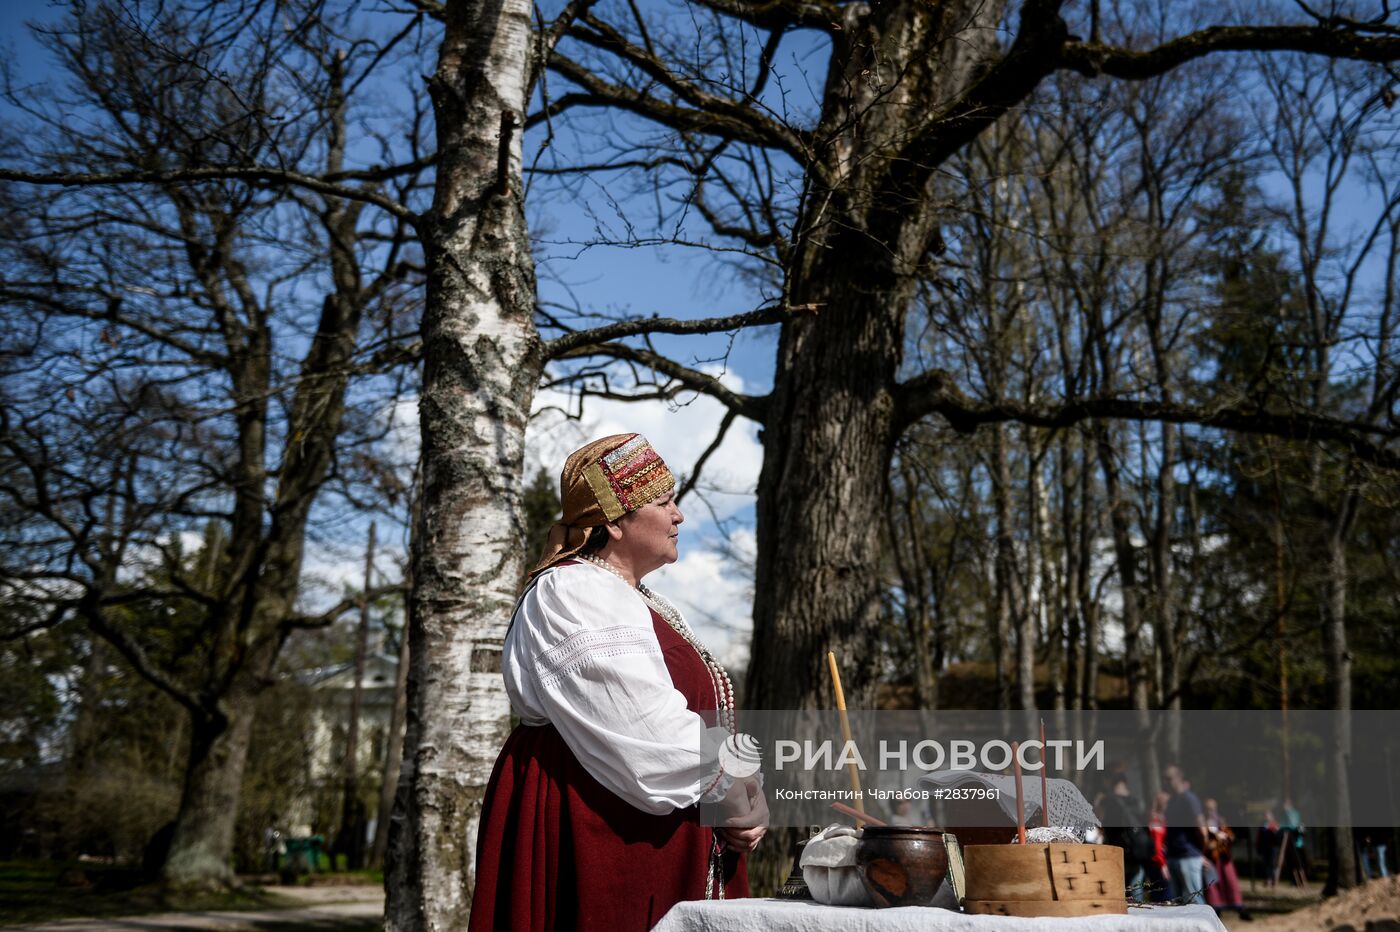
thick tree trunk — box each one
[162,293,364,888]
[741,0,1007,893]
[162,690,259,890]
[748,267,907,712]
[384,0,540,927]
[745,251,908,898]
[746,0,1004,716]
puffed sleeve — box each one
[509,565,734,815]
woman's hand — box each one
[717,777,768,852]
[720,824,766,853]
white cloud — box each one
[650,526,756,672]
[527,368,763,522]
[385,396,420,463]
[381,370,765,525]
[338,369,764,667]
[527,374,762,672]
[297,531,408,615]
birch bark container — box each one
[962,843,1128,917]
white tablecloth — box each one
[653,899,1227,932]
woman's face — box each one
[612,494,684,579]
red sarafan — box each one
[469,569,748,932]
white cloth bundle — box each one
[799,825,871,907]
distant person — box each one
[1256,810,1281,887]
[1096,775,1153,902]
[888,797,922,826]
[1279,797,1308,886]
[1149,790,1175,902]
[1203,798,1251,920]
[1359,827,1391,881]
[1163,764,1209,905]
[263,825,285,873]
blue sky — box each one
[0,0,775,664]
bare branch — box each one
[283,582,408,629]
[889,9,1400,224]
[688,0,841,32]
[327,154,437,183]
[896,370,1400,471]
[542,301,815,358]
[569,12,786,137]
[83,596,206,716]
[542,53,810,159]
[523,155,694,175]
[0,165,420,226]
[553,343,770,421]
[0,289,227,368]
[398,0,446,21]
[1060,26,1400,81]
[0,603,73,642]
[676,408,738,504]
[892,0,1070,192]
[530,0,601,93]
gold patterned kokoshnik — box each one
[583,434,675,522]
[527,432,677,578]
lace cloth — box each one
[920,771,1100,836]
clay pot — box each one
[855,826,949,908]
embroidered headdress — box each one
[528,433,675,577]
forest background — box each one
[0,0,1398,927]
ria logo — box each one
[717,732,763,778]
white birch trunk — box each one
[384,0,540,927]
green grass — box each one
[0,860,298,926]
[294,868,384,887]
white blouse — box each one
[501,561,734,815]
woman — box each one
[1256,809,1280,887]
[1203,798,1250,919]
[1148,791,1174,902]
[469,434,766,931]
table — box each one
[653,899,1227,932]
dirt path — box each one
[1221,875,1400,931]
[4,885,384,931]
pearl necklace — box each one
[578,554,736,735]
